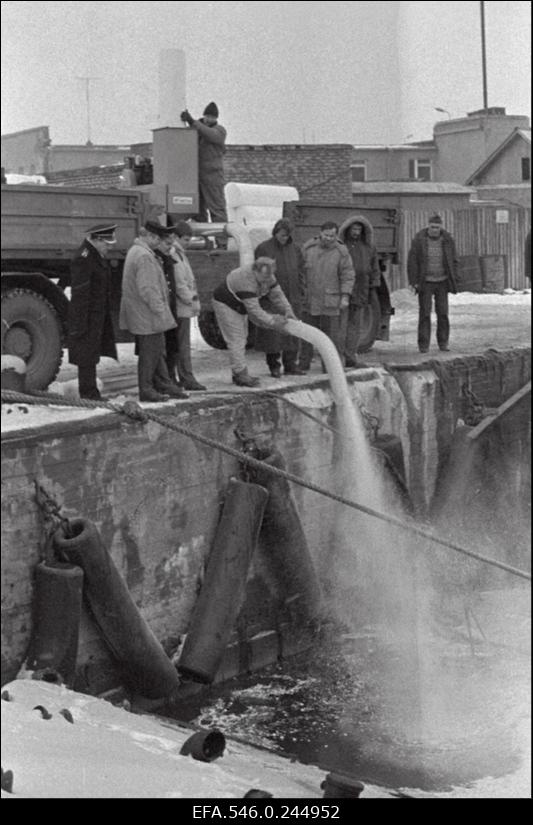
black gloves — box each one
[180,110,195,126]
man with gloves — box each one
[212,257,297,387]
[180,102,228,225]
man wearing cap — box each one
[180,102,228,225]
[407,214,459,353]
[120,221,187,402]
[68,224,118,400]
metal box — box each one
[152,127,199,216]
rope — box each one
[2,388,530,582]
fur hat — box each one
[428,214,443,225]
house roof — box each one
[352,181,474,195]
[466,128,532,185]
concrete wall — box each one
[1,126,50,175]
[47,146,130,173]
[2,352,530,690]
[351,146,438,182]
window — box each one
[351,162,367,182]
[522,157,531,182]
[408,159,432,182]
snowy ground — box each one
[1,289,531,435]
[0,679,397,799]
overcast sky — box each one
[1,1,531,146]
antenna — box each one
[76,76,99,145]
[480,1,489,110]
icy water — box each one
[171,599,530,795]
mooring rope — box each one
[2,388,530,582]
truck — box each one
[1,178,400,391]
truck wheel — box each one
[357,290,381,354]
[1,288,63,390]
[198,310,228,350]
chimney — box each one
[158,49,186,128]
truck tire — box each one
[198,310,228,350]
[357,289,381,354]
[1,288,63,390]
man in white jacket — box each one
[120,222,188,402]
[165,221,206,391]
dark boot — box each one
[139,389,170,402]
[232,369,260,387]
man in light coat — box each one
[120,221,186,402]
[299,222,355,371]
[165,221,206,391]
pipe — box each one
[225,222,255,266]
[466,380,531,442]
[285,320,352,411]
[54,519,181,699]
[189,221,255,267]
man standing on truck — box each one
[298,222,355,371]
[407,214,459,353]
[120,221,187,402]
[339,216,381,369]
[68,223,118,401]
[180,102,228,230]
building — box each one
[465,127,531,208]
[350,108,531,187]
[1,126,130,175]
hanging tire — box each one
[198,310,228,350]
[357,289,381,354]
[1,288,63,390]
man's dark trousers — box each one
[418,281,449,351]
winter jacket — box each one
[119,238,177,335]
[339,215,381,306]
[301,238,355,316]
[68,239,117,367]
[213,265,295,329]
[254,235,305,315]
[193,118,227,179]
[253,234,304,353]
[407,228,459,294]
[170,241,201,318]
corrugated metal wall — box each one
[398,206,531,290]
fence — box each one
[398,205,531,291]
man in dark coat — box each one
[68,224,118,400]
[407,214,459,353]
[254,219,307,377]
[339,215,381,368]
[180,101,228,225]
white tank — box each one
[225,182,299,231]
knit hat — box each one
[428,214,443,225]
[174,220,193,238]
[203,101,219,118]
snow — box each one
[0,680,395,799]
[1,291,530,436]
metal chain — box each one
[3,388,530,582]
